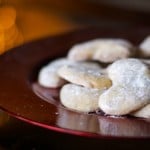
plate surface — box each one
[0,27,150,139]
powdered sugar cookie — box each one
[68,38,134,63]
[99,59,150,115]
[38,58,102,88]
[58,64,112,89]
[139,36,150,57]
[107,58,150,85]
[38,58,69,88]
[99,85,150,115]
[60,84,105,112]
[67,40,98,61]
[131,104,150,118]
[93,39,134,63]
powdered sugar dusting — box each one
[99,59,150,116]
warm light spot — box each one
[0,27,5,54]
[17,9,77,42]
[0,5,23,53]
[0,3,78,55]
[0,6,16,30]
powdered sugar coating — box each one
[93,39,134,63]
[60,84,105,112]
[139,36,150,57]
[107,58,150,86]
[99,85,150,115]
[68,38,134,63]
[58,63,112,89]
[99,59,150,115]
[38,36,150,118]
[68,40,97,61]
[38,58,101,88]
[38,58,69,88]
[131,104,150,118]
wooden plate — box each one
[0,27,150,139]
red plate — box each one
[0,27,150,139]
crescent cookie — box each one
[38,58,71,88]
[131,104,150,119]
[58,64,112,89]
[60,84,105,112]
[141,59,150,68]
[93,39,134,63]
[38,58,102,88]
[67,39,98,61]
[107,58,150,86]
[139,36,150,57]
[68,38,134,63]
[99,59,150,115]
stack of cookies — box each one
[38,36,150,118]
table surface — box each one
[0,1,150,149]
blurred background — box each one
[0,0,150,149]
[0,0,150,54]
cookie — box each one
[58,63,112,89]
[131,104,150,118]
[139,36,150,57]
[99,59,150,115]
[67,39,97,61]
[68,38,134,63]
[38,58,70,88]
[93,39,134,63]
[60,84,105,112]
[38,58,102,88]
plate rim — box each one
[0,27,150,139]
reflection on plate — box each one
[33,83,150,138]
[0,27,150,139]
